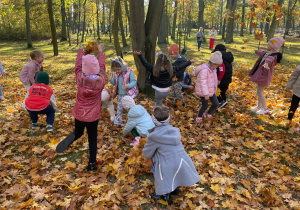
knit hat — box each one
[168,44,179,55]
[110,58,128,72]
[268,37,285,51]
[122,96,135,110]
[211,44,226,53]
[82,54,100,75]
[210,51,223,65]
[36,71,49,85]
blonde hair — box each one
[153,106,170,121]
[198,27,203,32]
[153,54,173,77]
[30,50,43,60]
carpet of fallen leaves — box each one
[0,35,300,209]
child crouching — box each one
[25,71,57,132]
[122,96,155,146]
[143,106,200,204]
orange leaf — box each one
[251,22,258,28]
[234,15,240,20]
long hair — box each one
[153,54,173,77]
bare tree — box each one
[61,0,67,41]
[113,0,122,57]
[25,0,33,48]
[225,0,238,44]
[47,0,58,56]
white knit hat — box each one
[209,51,223,65]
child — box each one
[182,71,194,92]
[195,51,223,122]
[209,27,217,49]
[143,106,200,204]
[19,50,44,109]
[110,57,139,126]
[211,44,234,109]
[25,71,57,132]
[122,96,155,145]
[168,44,194,107]
[101,89,115,122]
[196,27,205,51]
[133,51,196,107]
[249,37,285,115]
[0,61,5,101]
[286,65,300,123]
[56,43,106,172]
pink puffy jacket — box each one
[195,63,218,97]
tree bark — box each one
[219,0,223,35]
[158,3,167,44]
[76,0,81,45]
[225,0,237,44]
[119,5,128,47]
[81,0,87,43]
[240,0,245,36]
[25,0,33,48]
[67,8,71,46]
[267,0,284,41]
[61,0,67,41]
[124,0,130,30]
[284,0,298,36]
[198,0,205,28]
[96,0,100,39]
[109,0,112,42]
[102,2,105,35]
[47,0,58,56]
[171,0,178,39]
[113,0,122,57]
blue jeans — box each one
[197,41,202,50]
[27,105,55,125]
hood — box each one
[128,105,147,118]
[195,63,210,76]
[222,52,234,63]
[147,123,181,146]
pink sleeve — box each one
[28,64,36,85]
[200,69,209,96]
[98,52,106,75]
[217,63,226,81]
[255,50,265,56]
[75,50,84,76]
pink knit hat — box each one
[268,37,285,51]
[209,51,223,65]
[122,96,135,110]
[82,54,100,75]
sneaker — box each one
[250,106,260,112]
[218,101,227,109]
[195,117,202,122]
[256,108,270,115]
[204,113,212,118]
[130,136,141,146]
[46,124,53,132]
[0,96,4,101]
[87,162,97,172]
[32,122,39,130]
[56,132,75,153]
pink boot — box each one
[130,136,141,146]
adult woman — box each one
[196,27,205,51]
[209,27,217,49]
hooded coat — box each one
[219,52,234,85]
[195,63,218,97]
[143,123,200,195]
[123,105,155,137]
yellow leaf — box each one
[185,193,196,198]
[65,161,76,169]
[158,199,169,205]
[258,125,264,131]
[117,171,127,181]
[226,187,235,195]
[211,184,220,193]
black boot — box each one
[150,193,172,205]
[56,132,75,153]
[170,187,180,195]
[87,162,97,172]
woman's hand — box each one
[133,51,141,55]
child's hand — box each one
[122,84,128,90]
[190,58,197,63]
[188,85,194,90]
[263,63,270,70]
[133,51,141,55]
[204,95,209,100]
[108,73,113,81]
[98,43,105,53]
[79,43,83,50]
[254,50,258,55]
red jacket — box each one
[217,63,225,81]
[25,84,53,111]
[72,50,106,122]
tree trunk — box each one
[130,0,164,90]
[109,0,112,42]
[198,0,205,28]
[240,0,245,36]
[119,5,128,47]
[187,11,191,37]
[96,0,100,39]
[171,0,178,39]
[267,0,284,41]
[81,0,87,43]
[124,0,130,30]
[67,8,71,46]
[61,0,67,41]
[222,18,226,39]
[47,0,58,56]
[284,0,298,36]
[219,0,223,35]
[25,0,33,48]
[72,3,78,34]
[249,18,253,34]
[158,3,167,44]
[102,2,105,35]
[76,0,81,45]
[225,0,237,44]
[113,0,122,57]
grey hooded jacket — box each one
[143,123,200,195]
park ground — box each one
[0,31,300,209]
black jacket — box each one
[220,52,234,85]
[138,54,191,88]
[172,55,188,82]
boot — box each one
[56,132,75,153]
[87,162,97,172]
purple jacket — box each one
[249,50,281,87]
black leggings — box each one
[217,83,230,102]
[74,119,99,164]
[288,94,300,121]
